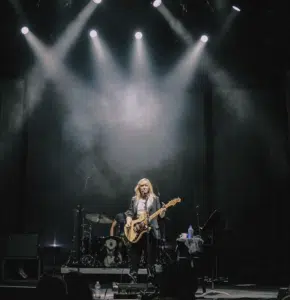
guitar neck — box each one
[149,203,170,222]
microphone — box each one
[204,0,214,12]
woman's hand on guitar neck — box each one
[160,202,167,218]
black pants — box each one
[129,232,157,276]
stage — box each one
[92,285,278,300]
[196,286,278,299]
[0,283,279,300]
[60,267,149,275]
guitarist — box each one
[125,178,166,283]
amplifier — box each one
[2,257,41,283]
[6,234,39,257]
[2,233,41,283]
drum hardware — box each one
[85,213,113,224]
[65,205,84,266]
[79,231,129,268]
[156,240,174,266]
[80,219,96,266]
[78,213,114,267]
[65,206,135,268]
[81,223,92,254]
[80,254,95,266]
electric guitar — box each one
[124,197,182,243]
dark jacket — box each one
[125,195,162,239]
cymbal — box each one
[85,213,113,224]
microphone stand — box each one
[196,205,201,236]
[145,199,150,287]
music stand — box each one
[201,209,220,232]
[199,210,230,297]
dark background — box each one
[1,0,290,285]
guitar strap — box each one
[145,199,151,238]
[145,199,148,220]
[145,199,151,232]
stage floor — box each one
[61,266,149,274]
[99,286,278,300]
[195,286,277,299]
[0,283,279,300]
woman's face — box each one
[139,181,149,196]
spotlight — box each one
[21,27,29,35]
[93,0,102,3]
[90,30,97,38]
[200,35,208,43]
[232,5,241,12]
[135,32,143,40]
[152,0,162,7]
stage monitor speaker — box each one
[277,287,290,300]
[159,260,198,300]
[0,284,36,299]
[2,257,41,283]
[6,234,39,258]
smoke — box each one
[63,81,183,173]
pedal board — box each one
[113,282,158,299]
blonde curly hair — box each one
[134,178,156,200]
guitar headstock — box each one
[166,197,182,207]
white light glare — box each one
[135,32,143,40]
[90,30,98,38]
[93,0,102,3]
[21,27,29,35]
[153,0,162,7]
[232,5,241,12]
[200,35,209,43]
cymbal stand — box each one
[66,177,91,266]
[65,205,83,266]
[157,218,173,266]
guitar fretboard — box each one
[149,203,171,222]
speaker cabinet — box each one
[2,234,41,283]
[6,234,39,257]
[2,257,41,283]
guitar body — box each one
[124,197,182,244]
[124,213,150,243]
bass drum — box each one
[100,236,126,267]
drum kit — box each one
[66,205,167,269]
[78,213,130,268]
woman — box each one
[125,178,166,283]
